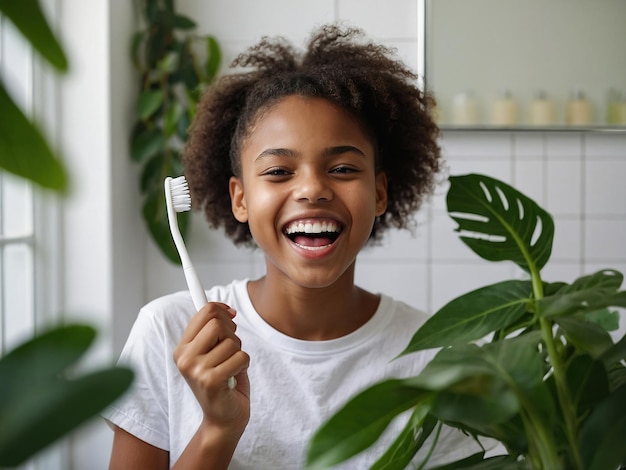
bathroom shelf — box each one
[438,126,626,134]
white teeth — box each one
[297,244,329,251]
[285,220,340,235]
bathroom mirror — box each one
[422,0,626,129]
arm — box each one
[109,425,168,470]
[171,302,251,469]
[109,421,242,470]
[171,419,242,470]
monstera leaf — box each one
[447,174,554,273]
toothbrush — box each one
[165,176,237,389]
[164,176,208,311]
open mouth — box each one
[284,219,343,250]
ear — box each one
[229,176,248,223]
[374,171,388,216]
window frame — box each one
[0,8,67,469]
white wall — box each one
[51,1,625,468]
[145,0,422,302]
[55,0,140,467]
[145,0,626,340]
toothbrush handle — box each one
[184,264,208,311]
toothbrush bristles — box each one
[170,176,192,212]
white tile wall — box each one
[585,160,626,215]
[146,1,626,342]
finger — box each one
[194,336,243,369]
[213,350,250,391]
[180,302,236,343]
[173,320,240,373]
[232,365,250,397]
[186,317,240,357]
[183,348,249,393]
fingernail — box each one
[227,307,237,317]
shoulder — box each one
[381,296,431,330]
[368,296,436,367]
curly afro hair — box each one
[183,24,441,247]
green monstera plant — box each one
[0,1,133,466]
[130,0,222,263]
[307,173,626,470]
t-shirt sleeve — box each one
[102,307,171,451]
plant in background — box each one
[0,1,133,466]
[130,0,221,263]
[307,174,626,470]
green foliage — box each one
[307,174,626,469]
[0,0,68,191]
[0,325,134,467]
[131,0,222,263]
[446,174,554,273]
[0,3,133,466]
[0,0,68,71]
[0,85,67,191]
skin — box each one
[230,95,388,340]
[109,95,388,469]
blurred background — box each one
[1,0,624,468]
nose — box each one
[293,171,333,203]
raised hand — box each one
[174,302,250,438]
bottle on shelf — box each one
[606,89,626,126]
[566,89,593,126]
[491,89,518,126]
[529,90,555,126]
[452,90,479,126]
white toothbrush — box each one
[164,176,208,311]
[164,176,237,390]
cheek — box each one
[243,184,281,229]
[247,184,279,213]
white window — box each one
[0,12,65,470]
[0,13,38,352]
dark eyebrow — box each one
[255,145,366,162]
[255,148,298,161]
[324,145,367,158]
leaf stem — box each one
[520,411,553,469]
[531,264,583,470]
[499,209,581,468]
[495,360,560,468]
[537,317,582,470]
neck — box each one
[247,264,379,341]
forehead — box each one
[244,95,373,147]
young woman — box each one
[106,24,481,469]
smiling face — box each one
[229,95,388,289]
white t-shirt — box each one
[104,280,481,468]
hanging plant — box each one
[130,0,221,263]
